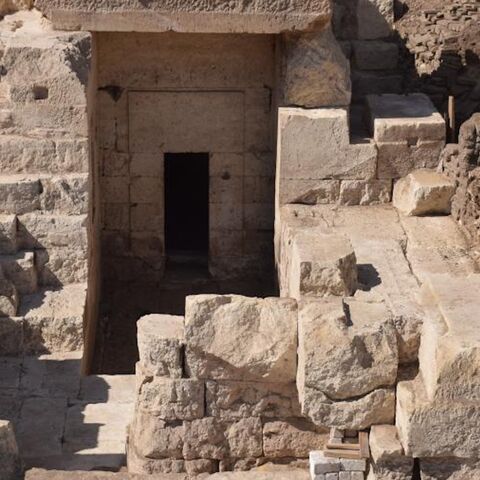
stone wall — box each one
[438,113,480,244]
[96,32,276,282]
[0,11,90,356]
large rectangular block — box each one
[0,175,41,214]
[185,295,297,383]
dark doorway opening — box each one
[165,153,209,265]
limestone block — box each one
[0,419,21,480]
[419,458,480,480]
[288,231,357,299]
[0,267,19,317]
[17,213,87,251]
[369,425,413,480]
[310,451,340,475]
[131,409,184,459]
[393,170,455,216]
[353,41,398,70]
[262,418,328,458]
[137,314,184,378]
[40,174,89,215]
[185,295,297,383]
[282,28,351,108]
[278,179,340,206]
[339,180,391,206]
[298,299,398,401]
[367,94,445,143]
[35,0,331,33]
[418,274,480,402]
[277,108,377,185]
[0,215,17,254]
[205,380,301,419]
[136,375,204,421]
[35,246,88,286]
[0,0,32,15]
[396,377,480,458]
[0,137,88,175]
[376,141,444,179]
[352,240,424,365]
[0,175,41,215]
[182,417,228,460]
[225,417,263,459]
[21,283,86,354]
[303,385,395,430]
[0,252,37,294]
[357,0,394,40]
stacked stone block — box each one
[310,451,366,480]
[128,296,329,475]
[0,11,89,356]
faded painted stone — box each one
[185,295,297,383]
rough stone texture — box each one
[438,113,480,243]
[396,375,480,459]
[0,419,22,480]
[418,274,480,403]
[338,180,392,206]
[205,381,301,420]
[26,470,186,480]
[282,28,351,108]
[297,300,396,429]
[419,458,480,480]
[0,0,31,16]
[357,0,394,40]
[287,230,358,300]
[369,425,413,480]
[262,419,328,458]
[34,0,331,33]
[137,314,185,378]
[393,170,455,216]
[185,295,297,383]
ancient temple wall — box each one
[96,32,277,281]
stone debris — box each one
[393,169,455,216]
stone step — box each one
[0,173,88,215]
[0,251,37,295]
[19,283,87,355]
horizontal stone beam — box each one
[34,0,332,33]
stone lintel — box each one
[34,1,332,34]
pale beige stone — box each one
[288,230,357,300]
[225,417,263,459]
[0,214,17,254]
[262,418,328,458]
[393,170,455,217]
[136,375,204,421]
[0,175,41,214]
[367,94,445,143]
[182,417,228,461]
[40,174,89,215]
[185,295,297,383]
[205,380,301,419]
[339,180,392,206]
[0,0,32,15]
[0,251,37,294]
[35,0,331,34]
[278,179,340,206]
[137,314,184,378]
[298,299,398,401]
[282,28,351,108]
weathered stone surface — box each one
[0,271,18,317]
[418,274,480,402]
[79,374,136,404]
[27,468,187,480]
[0,215,17,254]
[339,180,392,206]
[298,299,398,401]
[35,246,88,286]
[0,317,23,355]
[34,0,331,34]
[185,295,297,383]
[353,41,398,71]
[357,0,394,40]
[209,470,310,480]
[369,425,413,480]
[376,141,444,179]
[419,458,480,480]
[182,417,227,460]
[0,0,32,15]
[393,170,455,217]
[0,419,21,480]
[136,374,204,421]
[396,376,480,458]
[137,314,185,378]
[310,451,340,475]
[282,28,351,108]
[278,179,340,206]
[225,417,263,459]
[0,175,41,214]
[39,174,89,215]
[288,231,357,300]
[276,109,377,189]
[20,283,86,354]
[0,251,37,294]
[262,418,328,458]
[367,94,445,143]
[205,380,301,419]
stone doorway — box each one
[164,152,209,268]
[91,33,278,374]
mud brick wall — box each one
[438,113,480,243]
